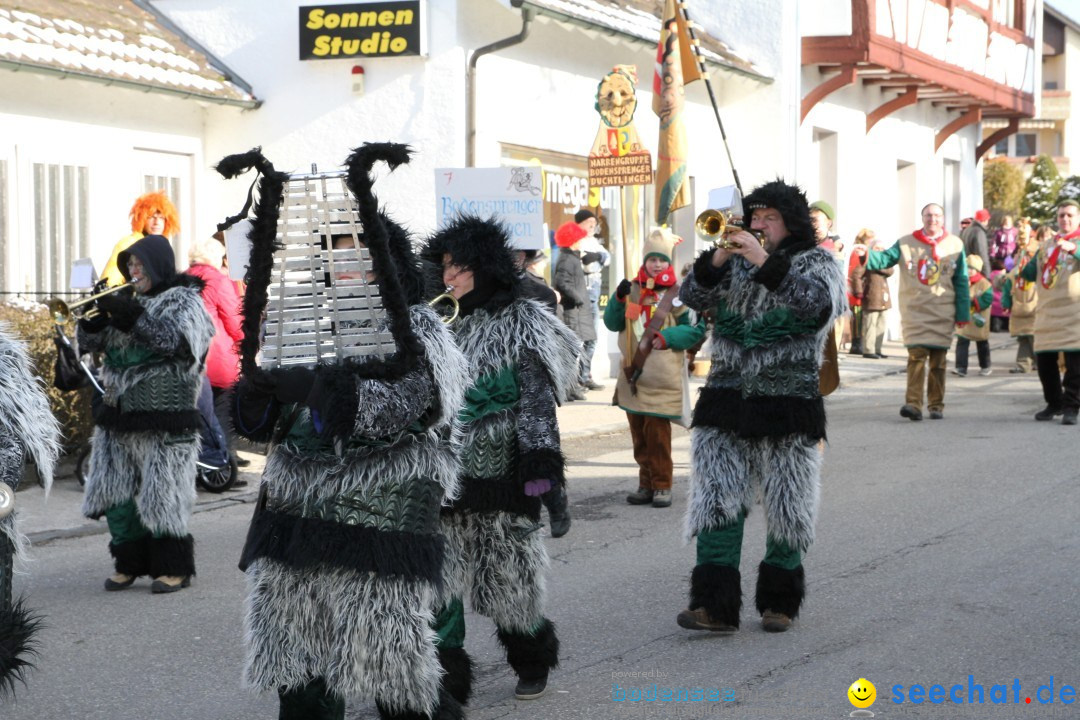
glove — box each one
[580,251,602,266]
[77,313,110,334]
[524,479,554,497]
[96,291,144,332]
[616,279,632,300]
[269,366,316,404]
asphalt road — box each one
[5,366,1078,720]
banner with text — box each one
[299,1,423,60]
[435,167,545,250]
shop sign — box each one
[588,65,653,188]
[300,1,423,60]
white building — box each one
[1,0,795,379]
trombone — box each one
[47,283,134,325]
[427,286,459,325]
[695,209,765,250]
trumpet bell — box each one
[695,209,726,239]
[47,282,134,325]
[428,290,459,324]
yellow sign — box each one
[299,2,423,60]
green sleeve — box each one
[865,241,901,271]
[1001,277,1013,311]
[953,254,971,322]
[660,313,706,351]
[974,287,993,311]
[1019,256,1038,282]
[603,295,626,332]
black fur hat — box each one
[743,179,815,247]
[423,215,520,293]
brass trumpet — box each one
[695,209,765,250]
[47,282,134,325]
[428,287,459,324]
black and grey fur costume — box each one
[78,235,214,582]
[423,216,580,703]
[222,145,468,719]
[0,323,60,696]
[679,180,847,628]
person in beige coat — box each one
[865,204,970,421]
[604,228,704,508]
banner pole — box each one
[679,0,744,198]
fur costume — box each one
[0,324,61,696]
[424,216,579,700]
[78,235,214,581]
[679,180,846,625]
[224,144,469,719]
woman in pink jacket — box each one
[186,238,245,466]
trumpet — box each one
[47,282,134,325]
[695,209,765,250]
[427,287,459,324]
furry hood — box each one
[423,216,521,295]
[743,180,815,251]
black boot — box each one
[278,677,345,720]
[496,619,559,700]
[677,564,741,631]
[148,535,195,593]
[437,646,474,706]
[755,562,805,632]
[541,484,571,538]
[105,536,150,590]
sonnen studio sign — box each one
[299,1,424,59]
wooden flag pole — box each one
[678,0,744,199]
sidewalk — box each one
[14,335,1018,543]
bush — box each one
[0,300,93,453]
[1022,154,1063,225]
[1056,174,1080,206]
[983,158,1024,219]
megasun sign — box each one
[299,2,424,60]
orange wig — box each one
[129,190,180,237]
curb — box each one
[27,489,259,547]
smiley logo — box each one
[847,678,876,709]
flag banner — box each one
[653,0,701,225]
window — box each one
[994,139,1009,155]
[32,162,90,295]
[1014,134,1036,156]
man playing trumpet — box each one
[677,180,846,634]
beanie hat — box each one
[974,208,991,224]
[554,221,587,248]
[809,200,835,221]
[743,180,815,246]
[967,253,984,273]
[574,209,596,224]
[643,227,681,263]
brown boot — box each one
[151,575,191,594]
[761,609,792,632]
[676,607,737,633]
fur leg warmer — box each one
[688,564,742,628]
[109,536,150,577]
[377,689,464,720]
[496,618,559,682]
[754,562,805,619]
[437,646,474,705]
[0,599,42,698]
[148,535,195,578]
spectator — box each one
[575,209,611,389]
[992,214,1018,262]
[988,258,1010,333]
[961,208,992,276]
[952,254,994,377]
[186,238,245,469]
[849,231,893,359]
[101,191,180,286]
[553,220,592,401]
